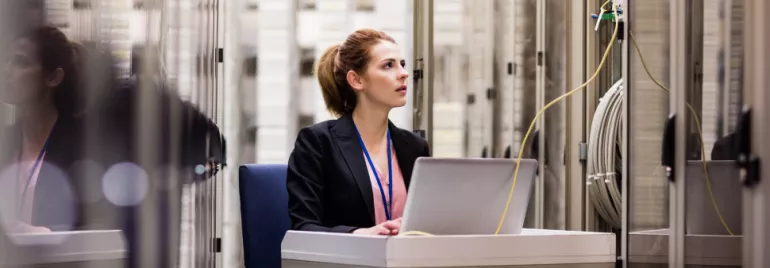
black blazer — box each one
[287,113,430,233]
[0,115,88,231]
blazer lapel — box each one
[331,114,375,222]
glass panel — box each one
[684,0,743,266]
[626,0,672,266]
[0,0,227,266]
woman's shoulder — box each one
[295,119,336,143]
[389,124,429,147]
[390,122,425,142]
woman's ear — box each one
[346,70,365,92]
[45,67,65,88]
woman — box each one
[287,29,430,235]
[0,26,84,233]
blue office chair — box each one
[239,164,291,268]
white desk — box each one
[3,230,126,268]
[282,229,616,267]
[628,229,741,267]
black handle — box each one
[504,145,512,159]
[661,114,676,182]
[736,106,751,162]
[736,106,760,187]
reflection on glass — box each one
[0,26,81,235]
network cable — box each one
[629,31,734,236]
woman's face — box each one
[357,41,409,110]
[1,38,52,106]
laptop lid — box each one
[400,158,538,235]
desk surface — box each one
[282,229,616,267]
[4,230,125,266]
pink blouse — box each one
[363,144,407,225]
[17,152,46,224]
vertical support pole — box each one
[669,0,691,266]
[584,0,600,232]
[483,0,495,157]
[565,0,587,232]
[411,0,434,149]
[533,0,546,229]
[213,0,230,267]
[620,0,630,267]
[221,0,243,265]
[743,0,769,266]
[496,0,517,159]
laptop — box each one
[400,158,538,235]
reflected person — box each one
[0,26,226,237]
[0,26,83,233]
[287,29,430,236]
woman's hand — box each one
[353,218,402,236]
[8,221,51,233]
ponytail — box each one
[316,44,347,117]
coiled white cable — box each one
[587,79,624,229]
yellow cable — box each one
[629,31,734,236]
[495,3,621,235]
[398,2,621,237]
[600,0,612,11]
[399,230,435,236]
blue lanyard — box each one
[355,127,393,221]
[17,134,52,216]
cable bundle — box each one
[587,79,624,229]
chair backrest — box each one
[239,164,290,268]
